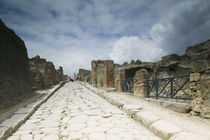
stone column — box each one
[116,70,125,92]
[104,60,115,88]
[91,61,97,87]
[133,69,149,98]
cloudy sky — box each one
[0,0,210,77]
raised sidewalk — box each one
[80,82,210,140]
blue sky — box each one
[0,0,210,77]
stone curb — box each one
[0,81,66,140]
[79,82,207,140]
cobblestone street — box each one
[7,82,161,140]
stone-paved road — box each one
[7,82,161,140]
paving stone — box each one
[69,115,89,124]
[88,132,106,140]
[119,132,134,139]
[86,120,98,126]
[107,134,121,140]
[169,132,208,140]
[41,127,59,134]
[42,134,59,140]
[20,134,33,140]
[149,119,182,139]
[67,123,86,131]
[68,132,83,139]
[107,127,125,134]
[34,134,45,140]
[6,82,161,140]
[7,135,20,140]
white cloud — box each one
[110,36,166,64]
[1,0,210,77]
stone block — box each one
[149,119,182,140]
[123,104,143,116]
[190,73,200,82]
[169,132,207,140]
[133,111,160,127]
[0,126,12,140]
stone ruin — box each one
[29,55,64,90]
[77,39,210,118]
[76,60,115,88]
[0,19,32,109]
[75,69,91,82]
[91,60,115,88]
[0,19,65,109]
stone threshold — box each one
[0,81,66,140]
[79,82,208,140]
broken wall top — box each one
[118,39,210,73]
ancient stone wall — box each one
[29,56,63,90]
[114,64,121,87]
[91,60,115,88]
[104,60,115,88]
[91,61,98,87]
[96,63,105,88]
[77,69,91,82]
[116,70,125,92]
[56,66,64,82]
[0,19,32,109]
[133,69,149,98]
[188,40,210,118]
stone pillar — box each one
[91,61,97,87]
[104,60,115,88]
[74,73,77,81]
[190,70,210,118]
[97,63,105,88]
[133,69,149,98]
[116,69,125,92]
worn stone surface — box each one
[7,82,161,140]
[169,132,208,140]
[123,104,143,116]
[134,111,160,127]
[149,119,182,140]
[0,19,32,110]
[84,82,210,139]
[190,71,210,118]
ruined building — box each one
[76,69,91,82]
[0,19,32,109]
[115,40,210,118]
[77,39,210,118]
[91,60,115,88]
[56,66,64,82]
[29,55,64,90]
